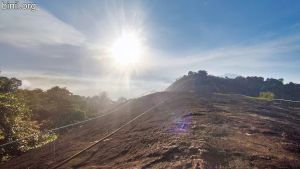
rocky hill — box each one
[1,91,300,168]
[167,70,300,100]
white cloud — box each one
[144,33,300,83]
[0,5,85,47]
[178,33,298,65]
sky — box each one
[1,0,300,99]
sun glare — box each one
[110,31,143,67]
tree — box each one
[168,70,300,100]
[0,74,115,162]
[197,70,208,77]
[0,76,41,161]
[46,87,73,113]
[0,77,22,93]
[0,92,39,161]
[188,71,195,76]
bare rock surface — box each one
[2,92,300,169]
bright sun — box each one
[110,30,143,67]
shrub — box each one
[55,110,86,127]
[259,91,275,100]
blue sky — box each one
[1,0,300,98]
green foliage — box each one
[170,70,300,100]
[0,76,59,161]
[15,86,114,130]
[0,73,116,162]
[259,92,275,100]
[0,92,39,160]
[0,77,21,93]
[55,110,86,127]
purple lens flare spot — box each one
[169,114,193,134]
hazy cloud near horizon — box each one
[1,0,300,98]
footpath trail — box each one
[2,92,300,169]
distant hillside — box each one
[167,70,300,100]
